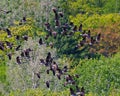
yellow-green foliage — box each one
[9,88,69,96]
[0,18,44,84]
[69,13,120,29]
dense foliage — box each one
[0,0,120,96]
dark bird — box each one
[22,16,26,22]
[5,10,12,14]
[46,56,50,66]
[80,87,85,96]
[16,56,21,64]
[45,52,52,65]
[56,72,61,80]
[96,33,101,42]
[35,72,40,79]
[63,82,68,87]
[62,65,68,73]
[40,59,45,64]
[51,61,58,71]
[5,41,13,49]
[24,48,32,58]
[0,41,4,46]
[73,25,77,32]
[39,38,43,45]
[46,81,50,88]
[46,69,50,74]
[19,16,26,25]
[51,69,56,76]
[65,75,73,83]
[52,31,57,38]
[69,22,74,26]
[49,42,53,49]
[45,34,49,40]
[79,24,82,32]
[57,68,63,75]
[79,40,85,47]
[76,86,81,96]
[44,22,50,29]
[70,88,76,96]
[7,53,12,60]
[21,51,25,57]
[0,10,12,14]
[0,45,4,51]
[47,52,51,58]
[16,35,20,40]
[5,28,12,37]
[52,8,59,20]
[55,20,60,27]
[52,8,57,14]
[58,12,63,17]
[22,35,28,41]
[74,74,79,78]
[89,37,96,45]
[87,30,91,38]
[15,45,21,51]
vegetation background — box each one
[0,0,120,96]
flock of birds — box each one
[0,7,102,96]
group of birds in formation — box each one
[0,7,102,96]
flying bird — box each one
[5,41,13,49]
[22,35,28,41]
[16,56,21,64]
[15,45,21,51]
[7,53,12,60]
[5,28,12,37]
[79,24,82,32]
[39,38,43,45]
[46,81,50,88]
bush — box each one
[74,53,120,95]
